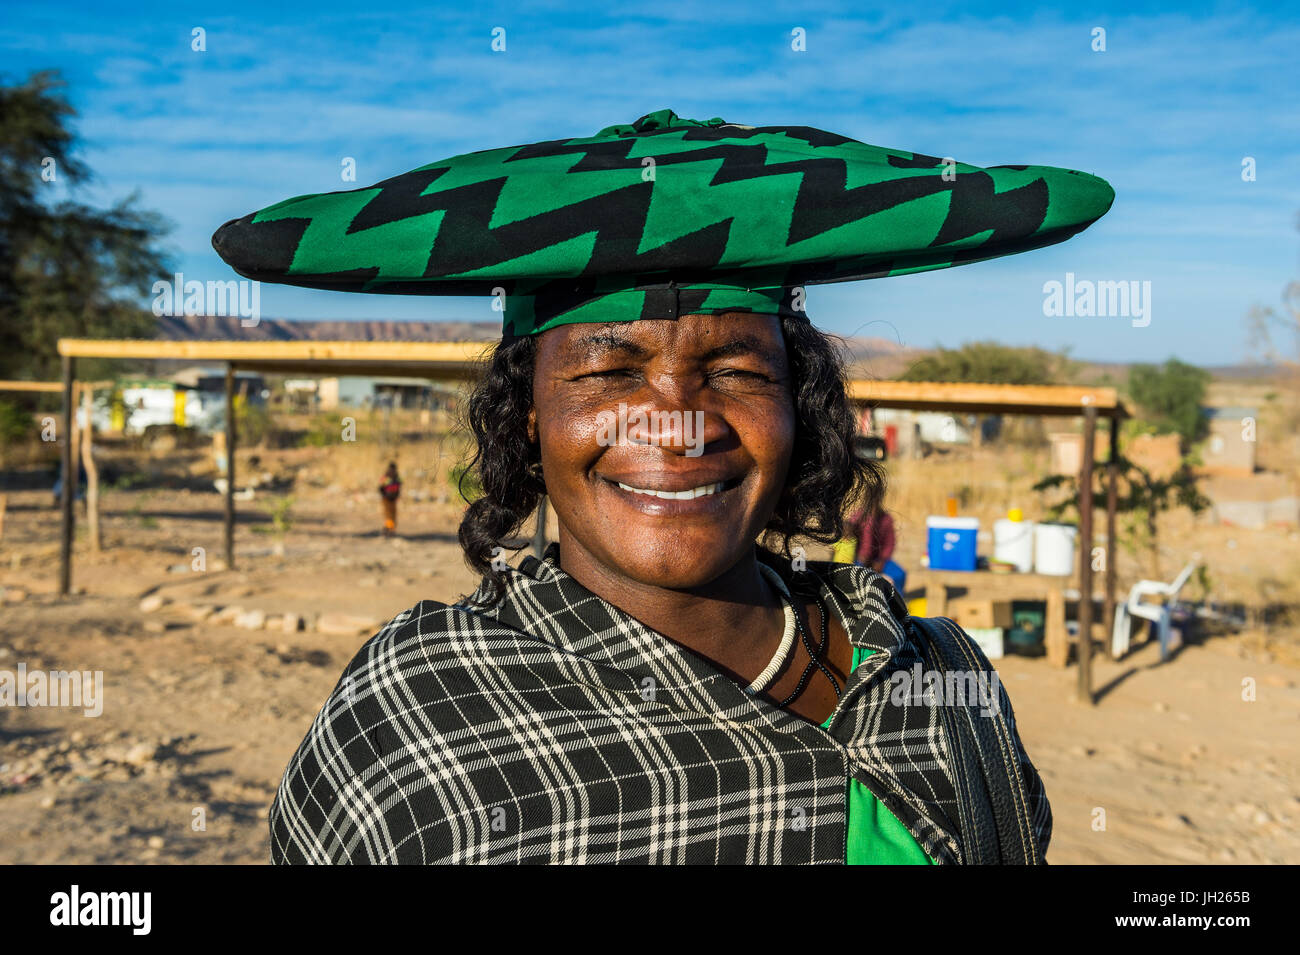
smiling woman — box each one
[213,109,1114,864]
[459,310,871,728]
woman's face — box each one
[529,311,796,589]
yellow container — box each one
[907,597,928,618]
[830,537,857,564]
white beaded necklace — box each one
[744,563,798,696]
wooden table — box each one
[912,568,1072,667]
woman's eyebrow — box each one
[566,332,649,362]
[702,337,783,365]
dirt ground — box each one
[1,463,1298,864]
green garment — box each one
[823,645,935,865]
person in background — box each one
[847,506,905,593]
[378,462,401,537]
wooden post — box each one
[80,384,101,552]
[1045,583,1068,667]
[225,363,236,571]
[1103,417,1119,648]
[69,382,81,495]
[532,495,548,559]
[59,355,75,595]
[1077,405,1097,704]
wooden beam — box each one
[80,384,101,553]
[847,380,1127,418]
[1104,418,1120,651]
[59,356,75,596]
[0,380,63,393]
[1077,405,1097,704]
[58,338,493,364]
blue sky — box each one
[3,0,1296,365]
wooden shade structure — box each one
[53,338,492,596]
[848,378,1128,704]
[54,338,1126,702]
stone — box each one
[138,594,168,613]
[281,614,303,634]
[189,604,217,622]
[315,612,381,636]
[213,605,244,624]
[123,743,157,767]
[147,835,164,850]
[143,620,167,634]
[234,609,267,630]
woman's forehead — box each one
[542,312,787,358]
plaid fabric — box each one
[269,544,1050,864]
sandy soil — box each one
[1,476,1297,864]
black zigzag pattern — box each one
[345,166,453,234]
[929,173,1049,247]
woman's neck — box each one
[554,532,785,679]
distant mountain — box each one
[155,317,931,375]
[837,336,930,380]
[155,315,501,342]
[163,317,1273,383]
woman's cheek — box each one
[539,389,610,460]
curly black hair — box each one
[456,315,884,607]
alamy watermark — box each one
[152,272,260,327]
[1042,272,1151,327]
[888,664,1002,718]
[596,403,706,457]
[0,663,104,717]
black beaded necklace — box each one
[776,580,842,708]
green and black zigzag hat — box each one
[212,108,1114,338]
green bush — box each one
[299,412,345,448]
[254,495,294,535]
[1126,358,1210,449]
[0,400,32,445]
[235,402,273,447]
[899,341,1074,385]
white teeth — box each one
[616,481,725,500]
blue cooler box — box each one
[927,517,979,571]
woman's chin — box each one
[592,535,754,592]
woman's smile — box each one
[594,469,745,515]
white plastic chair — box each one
[1111,560,1198,662]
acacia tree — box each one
[899,341,1077,445]
[1033,456,1210,581]
[1245,211,1300,429]
[0,70,170,386]
[1126,358,1211,450]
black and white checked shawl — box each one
[270,545,1051,864]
